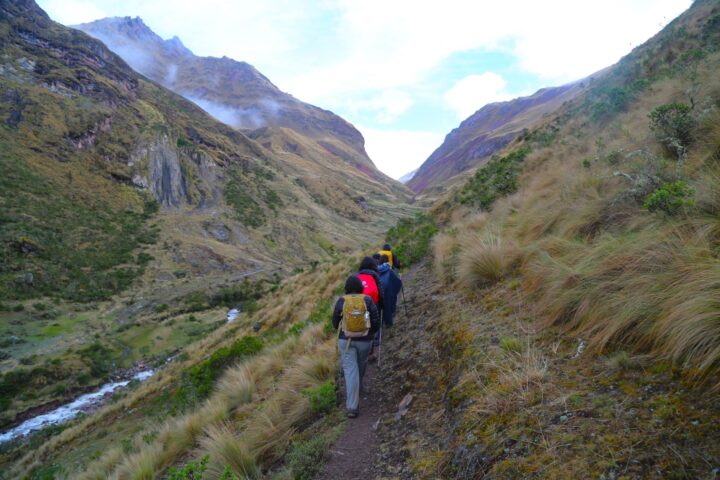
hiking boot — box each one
[347,409,358,418]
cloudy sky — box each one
[37,0,691,179]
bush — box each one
[287,436,329,480]
[459,147,531,210]
[168,336,263,412]
[649,103,696,156]
[167,455,208,480]
[386,213,438,267]
[209,279,265,309]
[301,381,335,415]
[78,342,115,378]
[644,181,695,215]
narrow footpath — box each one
[317,262,447,480]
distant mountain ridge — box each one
[408,82,588,192]
[76,17,373,168]
[75,16,410,214]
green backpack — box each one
[340,294,370,338]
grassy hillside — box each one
[399,1,720,476]
[0,0,415,437]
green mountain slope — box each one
[0,0,415,439]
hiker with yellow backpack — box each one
[332,274,380,418]
[379,243,402,270]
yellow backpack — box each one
[378,249,393,267]
[340,294,370,337]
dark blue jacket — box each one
[378,263,402,327]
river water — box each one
[0,369,154,443]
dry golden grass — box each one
[201,424,259,479]
[217,365,256,408]
[436,51,720,384]
[431,232,459,284]
[457,232,520,290]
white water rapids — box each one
[0,369,154,443]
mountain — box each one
[408,83,588,192]
[398,168,417,184]
[74,16,409,215]
[0,0,415,440]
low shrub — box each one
[287,436,329,480]
[385,213,438,267]
[168,336,263,412]
[167,455,208,480]
[301,381,335,415]
[644,181,695,215]
[649,103,696,156]
[458,147,531,210]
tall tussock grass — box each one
[438,79,720,384]
[457,232,520,290]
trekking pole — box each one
[377,323,382,369]
[401,285,408,317]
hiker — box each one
[358,256,384,359]
[378,254,402,329]
[379,243,402,270]
[357,256,384,310]
[333,274,380,418]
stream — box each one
[0,369,154,443]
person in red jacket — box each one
[357,256,384,361]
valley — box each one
[2,0,720,479]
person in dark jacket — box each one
[332,275,380,418]
[378,254,402,328]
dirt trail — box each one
[317,263,445,479]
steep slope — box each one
[75,17,410,216]
[0,0,415,438]
[408,83,587,192]
[362,1,720,477]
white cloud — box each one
[347,90,414,124]
[444,73,512,119]
[359,126,444,180]
[38,0,108,24]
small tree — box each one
[648,103,696,159]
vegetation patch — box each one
[301,381,335,415]
[0,146,159,302]
[458,147,531,210]
[643,180,695,215]
[162,336,264,414]
[224,169,266,228]
[386,213,438,267]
